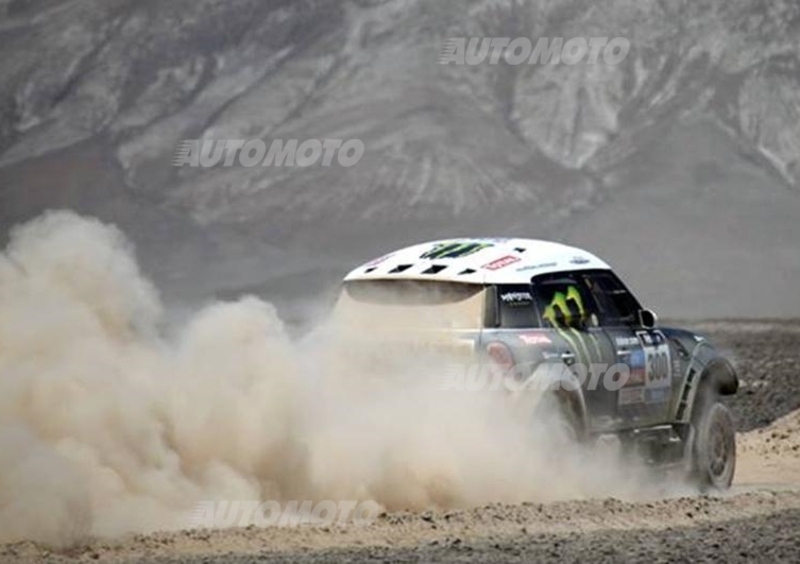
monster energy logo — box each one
[543,286,604,365]
[542,286,585,327]
[420,242,493,260]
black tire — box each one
[690,402,736,490]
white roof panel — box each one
[344,238,611,285]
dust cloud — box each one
[0,212,657,547]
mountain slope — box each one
[0,0,798,316]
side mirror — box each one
[638,309,658,329]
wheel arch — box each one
[553,383,589,439]
[674,351,738,424]
[525,363,590,439]
[698,357,739,397]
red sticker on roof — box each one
[482,255,522,271]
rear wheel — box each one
[690,402,736,490]
[535,391,583,452]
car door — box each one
[581,271,673,428]
[483,283,561,385]
[531,273,619,428]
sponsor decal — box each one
[516,262,557,272]
[542,286,605,366]
[482,255,522,271]
[543,286,586,329]
[637,331,671,389]
[570,256,590,265]
[421,242,493,260]
[619,387,645,406]
[628,349,646,386]
[615,336,639,348]
[519,333,552,346]
[500,291,534,303]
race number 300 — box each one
[638,331,671,388]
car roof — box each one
[344,238,611,285]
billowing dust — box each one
[0,212,666,546]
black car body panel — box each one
[340,238,738,438]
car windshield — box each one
[332,280,486,330]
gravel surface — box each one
[689,320,800,431]
[5,491,800,564]
[2,321,799,564]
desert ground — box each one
[2,321,798,564]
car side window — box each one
[581,271,641,326]
[531,274,600,329]
[495,284,540,328]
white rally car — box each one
[333,238,738,489]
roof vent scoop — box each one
[389,264,414,274]
[422,265,448,275]
[458,268,477,275]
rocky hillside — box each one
[0,0,798,316]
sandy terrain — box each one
[5,490,800,563]
[738,410,800,486]
[0,321,798,563]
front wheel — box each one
[689,402,736,490]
